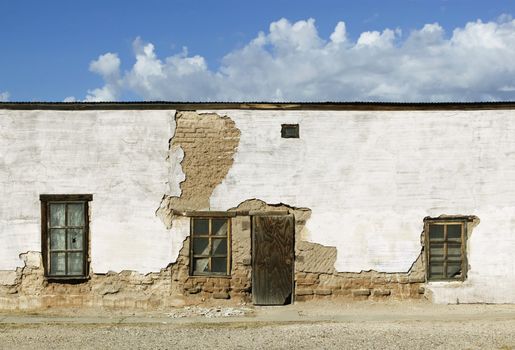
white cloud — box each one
[89,52,120,80]
[330,21,347,44]
[84,17,515,102]
[85,86,119,102]
[0,91,10,102]
[85,52,121,101]
[356,29,397,48]
[63,96,77,102]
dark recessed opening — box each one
[281,124,299,138]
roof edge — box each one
[2,101,515,111]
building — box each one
[0,102,514,310]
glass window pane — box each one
[67,203,84,226]
[212,238,227,255]
[50,252,66,275]
[428,224,444,240]
[447,224,462,240]
[68,253,84,275]
[50,229,66,250]
[68,229,84,250]
[193,258,209,274]
[447,243,462,258]
[429,262,444,279]
[193,219,209,235]
[212,257,227,274]
[429,243,444,257]
[192,238,209,255]
[447,262,462,278]
[49,204,66,227]
[429,257,444,265]
[212,219,228,236]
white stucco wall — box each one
[2,107,515,303]
[203,109,515,303]
[0,109,182,274]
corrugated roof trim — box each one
[2,101,515,111]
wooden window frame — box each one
[189,217,231,277]
[424,218,468,282]
[40,194,92,281]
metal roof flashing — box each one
[2,101,515,111]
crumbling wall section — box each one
[0,251,185,310]
[169,215,252,303]
[160,111,240,213]
[295,217,425,301]
[0,109,247,311]
[0,109,433,310]
[295,243,426,301]
[157,111,251,302]
[234,199,426,302]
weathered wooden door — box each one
[252,214,294,305]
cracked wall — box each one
[0,251,182,310]
[295,241,426,301]
[0,108,247,310]
[3,107,515,307]
[159,112,250,302]
[202,109,515,303]
[160,111,240,214]
[227,199,425,301]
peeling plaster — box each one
[160,110,240,215]
[203,108,515,296]
[3,107,515,304]
[166,114,186,197]
[0,270,18,286]
[169,216,190,263]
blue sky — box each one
[1,0,515,102]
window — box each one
[424,219,467,281]
[40,194,91,279]
[190,217,231,276]
[281,124,299,138]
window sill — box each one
[45,276,90,284]
[189,274,232,279]
[426,279,467,285]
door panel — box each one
[252,215,294,305]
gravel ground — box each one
[1,320,514,350]
[0,302,514,350]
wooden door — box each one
[252,214,294,305]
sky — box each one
[1,0,515,102]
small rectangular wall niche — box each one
[281,124,300,138]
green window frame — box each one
[424,218,467,281]
[190,217,231,276]
[40,194,91,280]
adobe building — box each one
[0,102,514,310]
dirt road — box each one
[1,301,514,349]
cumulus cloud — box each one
[0,91,10,102]
[84,17,515,102]
[63,96,77,102]
[89,52,121,79]
[85,52,121,101]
